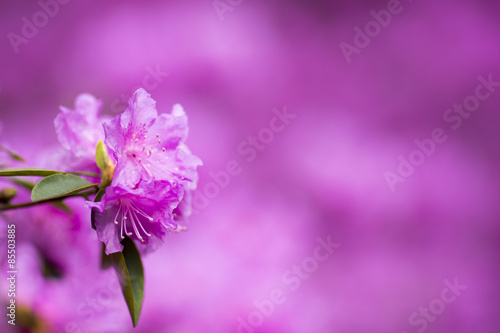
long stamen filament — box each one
[128,209,144,242]
[130,202,154,222]
[116,200,153,242]
[123,206,132,236]
[113,202,122,225]
[130,208,152,238]
[138,159,154,178]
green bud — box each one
[95,140,115,189]
[0,187,17,203]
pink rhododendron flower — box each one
[103,88,201,190]
[54,93,107,172]
[90,181,186,254]
[90,88,201,254]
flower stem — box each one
[70,171,101,178]
[0,189,98,212]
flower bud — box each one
[0,187,18,203]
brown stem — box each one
[0,189,98,212]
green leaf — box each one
[8,178,35,190]
[39,251,64,280]
[0,168,64,177]
[0,145,25,163]
[31,174,97,202]
[7,178,71,213]
[91,189,106,230]
[50,200,72,214]
[100,242,113,270]
[71,171,101,178]
[110,237,145,327]
[9,153,25,162]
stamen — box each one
[156,133,160,138]
[131,202,154,222]
[128,210,145,243]
[113,202,126,239]
[138,159,154,178]
[162,147,166,152]
[175,225,187,232]
[113,202,122,225]
[158,139,162,143]
[130,208,152,237]
[120,214,125,240]
[123,206,132,236]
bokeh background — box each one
[1,0,500,332]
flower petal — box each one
[121,88,157,130]
[93,204,124,255]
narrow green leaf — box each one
[70,171,101,178]
[39,251,64,279]
[100,242,113,270]
[91,189,106,230]
[0,145,25,163]
[6,178,72,212]
[0,168,64,177]
[50,200,72,214]
[31,174,97,202]
[8,178,35,190]
[111,237,144,327]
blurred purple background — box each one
[1,0,500,332]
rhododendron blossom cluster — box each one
[0,88,201,327]
[88,89,201,254]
